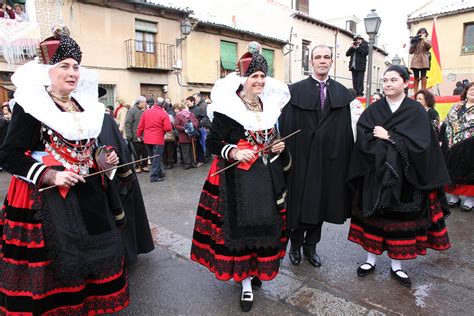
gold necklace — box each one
[48,90,72,102]
[47,90,79,112]
[241,96,262,112]
[58,100,80,113]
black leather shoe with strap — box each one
[357,263,376,277]
[391,268,412,287]
[240,290,253,312]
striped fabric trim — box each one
[221,144,237,160]
[24,163,47,185]
[276,191,287,206]
[114,211,125,221]
[117,169,132,178]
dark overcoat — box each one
[280,76,354,229]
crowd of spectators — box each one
[104,93,212,178]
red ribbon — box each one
[41,154,70,199]
[236,139,263,170]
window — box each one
[220,41,237,78]
[302,40,311,74]
[98,84,116,108]
[135,20,157,53]
[462,23,474,54]
[262,48,274,77]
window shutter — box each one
[220,41,237,71]
[262,48,274,76]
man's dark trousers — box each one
[351,70,365,97]
[290,222,323,252]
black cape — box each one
[280,76,355,228]
[347,97,450,217]
[99,114,155,265]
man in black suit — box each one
[280,45,358,268]
[346,35,368,97]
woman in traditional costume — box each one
[347,65,451,288]
[0,27,129,314]
[190,43,291,312]
[440,82,474,212]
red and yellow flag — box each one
[427,19,443,88]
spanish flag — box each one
[427,19,443,88]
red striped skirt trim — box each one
[445,184,474,196]
[348,191,450,260]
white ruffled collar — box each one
[11,60,104,140]
[207,72,290,130]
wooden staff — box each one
[38,153,161,192]
[191,136,197,163]
[210,129,301,177]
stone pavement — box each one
[0,165,473,315]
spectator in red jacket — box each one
[137,97,172,182]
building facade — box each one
[1,0,391,106]
[407,0,474,95]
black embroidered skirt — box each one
[190,157,287,282]
[348,191,450,260]
[0,176,129,315]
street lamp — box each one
[364,9,381,106]
[176,18,192,47]
[392,55,401,65]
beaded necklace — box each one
[239,92,263,125]
[40,92,96,174]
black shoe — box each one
[288,243,301,265]
[240,290,253,313]
[303,249,321,267]
[448,200,461,208]
[357,263,376,277]
[390,269,412,287]
[251,277,262,288]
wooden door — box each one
[140,84,164,101]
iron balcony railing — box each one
[125,39,175,70]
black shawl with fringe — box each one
[347,97,450,217]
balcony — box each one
[125,39,175,71]
[125,39,174,71]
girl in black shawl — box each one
[347,65,450,287]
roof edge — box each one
[407,6,474,23]
[194,20,288,46]
[292,12,388,56]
